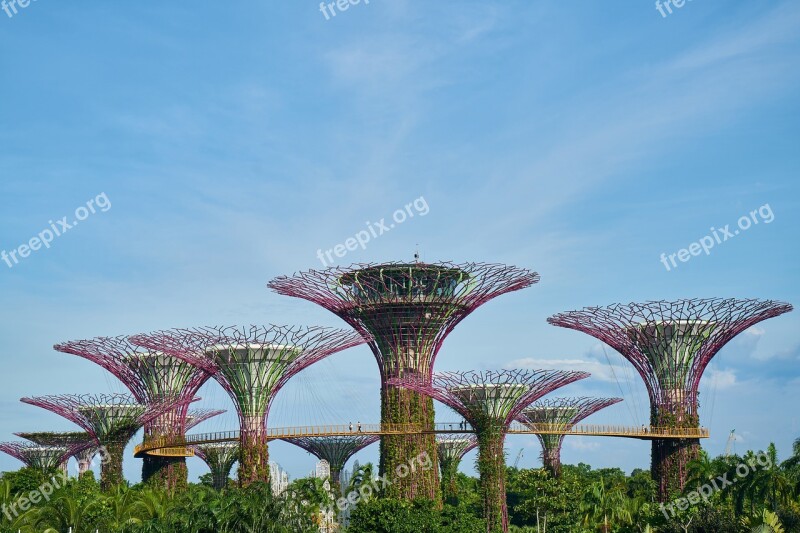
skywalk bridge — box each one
[134,422,710,457]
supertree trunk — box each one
[141,414,189,493]
[541,444,562,479]
[142,455,189,492]
[212,470,228,490]
[77,458,93,478]
[651,400,700,500]
[101,441,126,490]
[477,425,508,533]
[329,467,342,497]
[440,457,460,504]
[379,385,439,501]
[239,418,270,487]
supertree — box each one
[518,397,622,478]
[548,298,792,500]
[436,434,478,504]
[192,442,239,490]
[54,336,213,490]
[390,369,589,532]
[283,435,379,497]
[131,325,365,486]
[0,441,82,473]
[15,431,97,477]
[269,261,539,501]
[20,393,194,490]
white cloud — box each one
[566,439,601,451]
[700,368,737,390]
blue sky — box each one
[1,1,798,483]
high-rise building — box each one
[269,461,290,495]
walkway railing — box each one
[134,422,709,457]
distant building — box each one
[270,461,289,495]
[316,459,331,492]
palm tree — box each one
[735,445,793,515]
[104,486,148,530]
[346,462,375,501]
[31,493,99,532]
[580,476,631,532]
[745,508,785,532]
[685,450,715,490]
[780,436,800,497]
[138,487,175,522]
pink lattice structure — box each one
[131,325,365,486]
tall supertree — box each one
[193,442,239,490]
[20,393,193,490]
[436,434,478,504]
[284,435,379,497]
[54,336,213,490]
[131,325,365,486]
[548,298,792,500]
[390,369,589,532]
[518,397,622,478]
[15,431,97,477]
[0,442,82,473]
[269,261,539,501]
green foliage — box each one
[347,498,485,533]
[0,467,54,495]
[507,467,584,532]
[0,438,798,533]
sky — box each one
[0,1,799,484]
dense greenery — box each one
[1,438,798,532]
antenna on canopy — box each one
[414,245,420,263]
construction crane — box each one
[724,429,736,457]
[513,449,524,468]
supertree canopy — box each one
[519,397,622,478]
[54,336,212,490]
[184,408,225,432]
[192,442,239,490]
[269,261,539,501]
[131,325,365,486]
[15,431,97,476]
[283,435,379,496]
[547,298,792,500]
[390,369,588,532]
[436,434,478,504]
[0,441,81,473]
[20,393,194,490]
